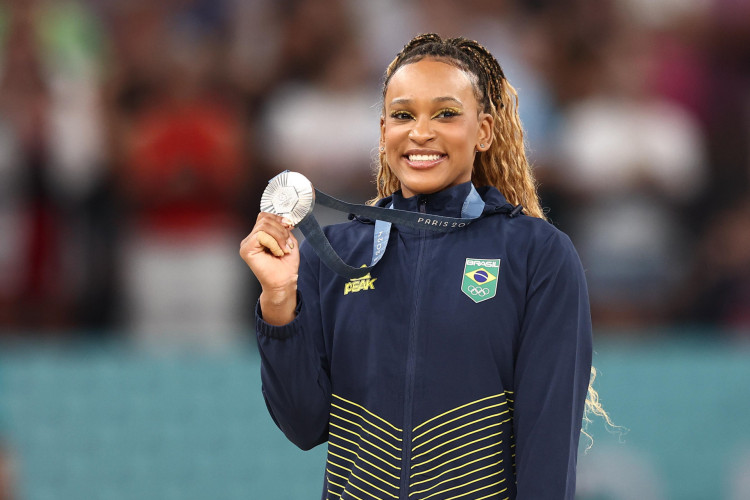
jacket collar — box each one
[376,182,512,217]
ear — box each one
[476,112,494,151]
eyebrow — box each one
[389,96,464,107]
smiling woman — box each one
[380,59,493,198]
[241,33,597,500]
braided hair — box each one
[375,33,545,220]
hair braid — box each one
[384,33,443,79]
[449,38,505,110]
[374,33,545,220]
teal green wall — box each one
[577,338,750,500]
[1,338,748,499]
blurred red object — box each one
[125,96,243,235]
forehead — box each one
[385,58,479,105]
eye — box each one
[433,108,462,119]
[390,110,414,120]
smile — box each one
[404,153,447,168]
[408,154,442,161]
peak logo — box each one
[344,268,377,296]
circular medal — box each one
[260,171,315,226]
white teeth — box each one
[408,154,442,162]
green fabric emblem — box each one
[461,258,500,303]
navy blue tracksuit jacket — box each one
[256,182,593,499]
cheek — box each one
[383,125,406,145]
[382,130,401,165]
[446,128,478,154]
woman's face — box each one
[381,58,493,198]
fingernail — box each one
[288,238,295,250]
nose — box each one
[408,116,434,144]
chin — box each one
[410,176,460,194]
[402,183,441,197]
[398,175,439,195]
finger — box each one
[287,231,299,251]
[251,219,291,247]
[256,212,294,228]
[257,230,285,257]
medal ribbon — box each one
[298,185,485,279]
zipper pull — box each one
[418,195,427,214]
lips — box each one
[404,151,447,168]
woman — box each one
[241,34,597,499]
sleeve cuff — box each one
[255,291,303,340]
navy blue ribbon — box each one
[298,187,485,279]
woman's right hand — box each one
[240,212,300,325]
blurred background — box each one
[0,0,748,498]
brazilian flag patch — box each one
[461,258,500,303]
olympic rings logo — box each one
[467,285,490,296]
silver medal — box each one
[260,171,315,226]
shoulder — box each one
[483,206,573,248]
[477,186,573,251]
[495,214,581,270]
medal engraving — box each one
[260,171,315,226]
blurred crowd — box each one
[0,0,748,344]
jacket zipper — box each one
[400,196,428,498]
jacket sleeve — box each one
[513,228,592,499]
[255,242,331,450]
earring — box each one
[379,146,385,152]
[480,144,485,149]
